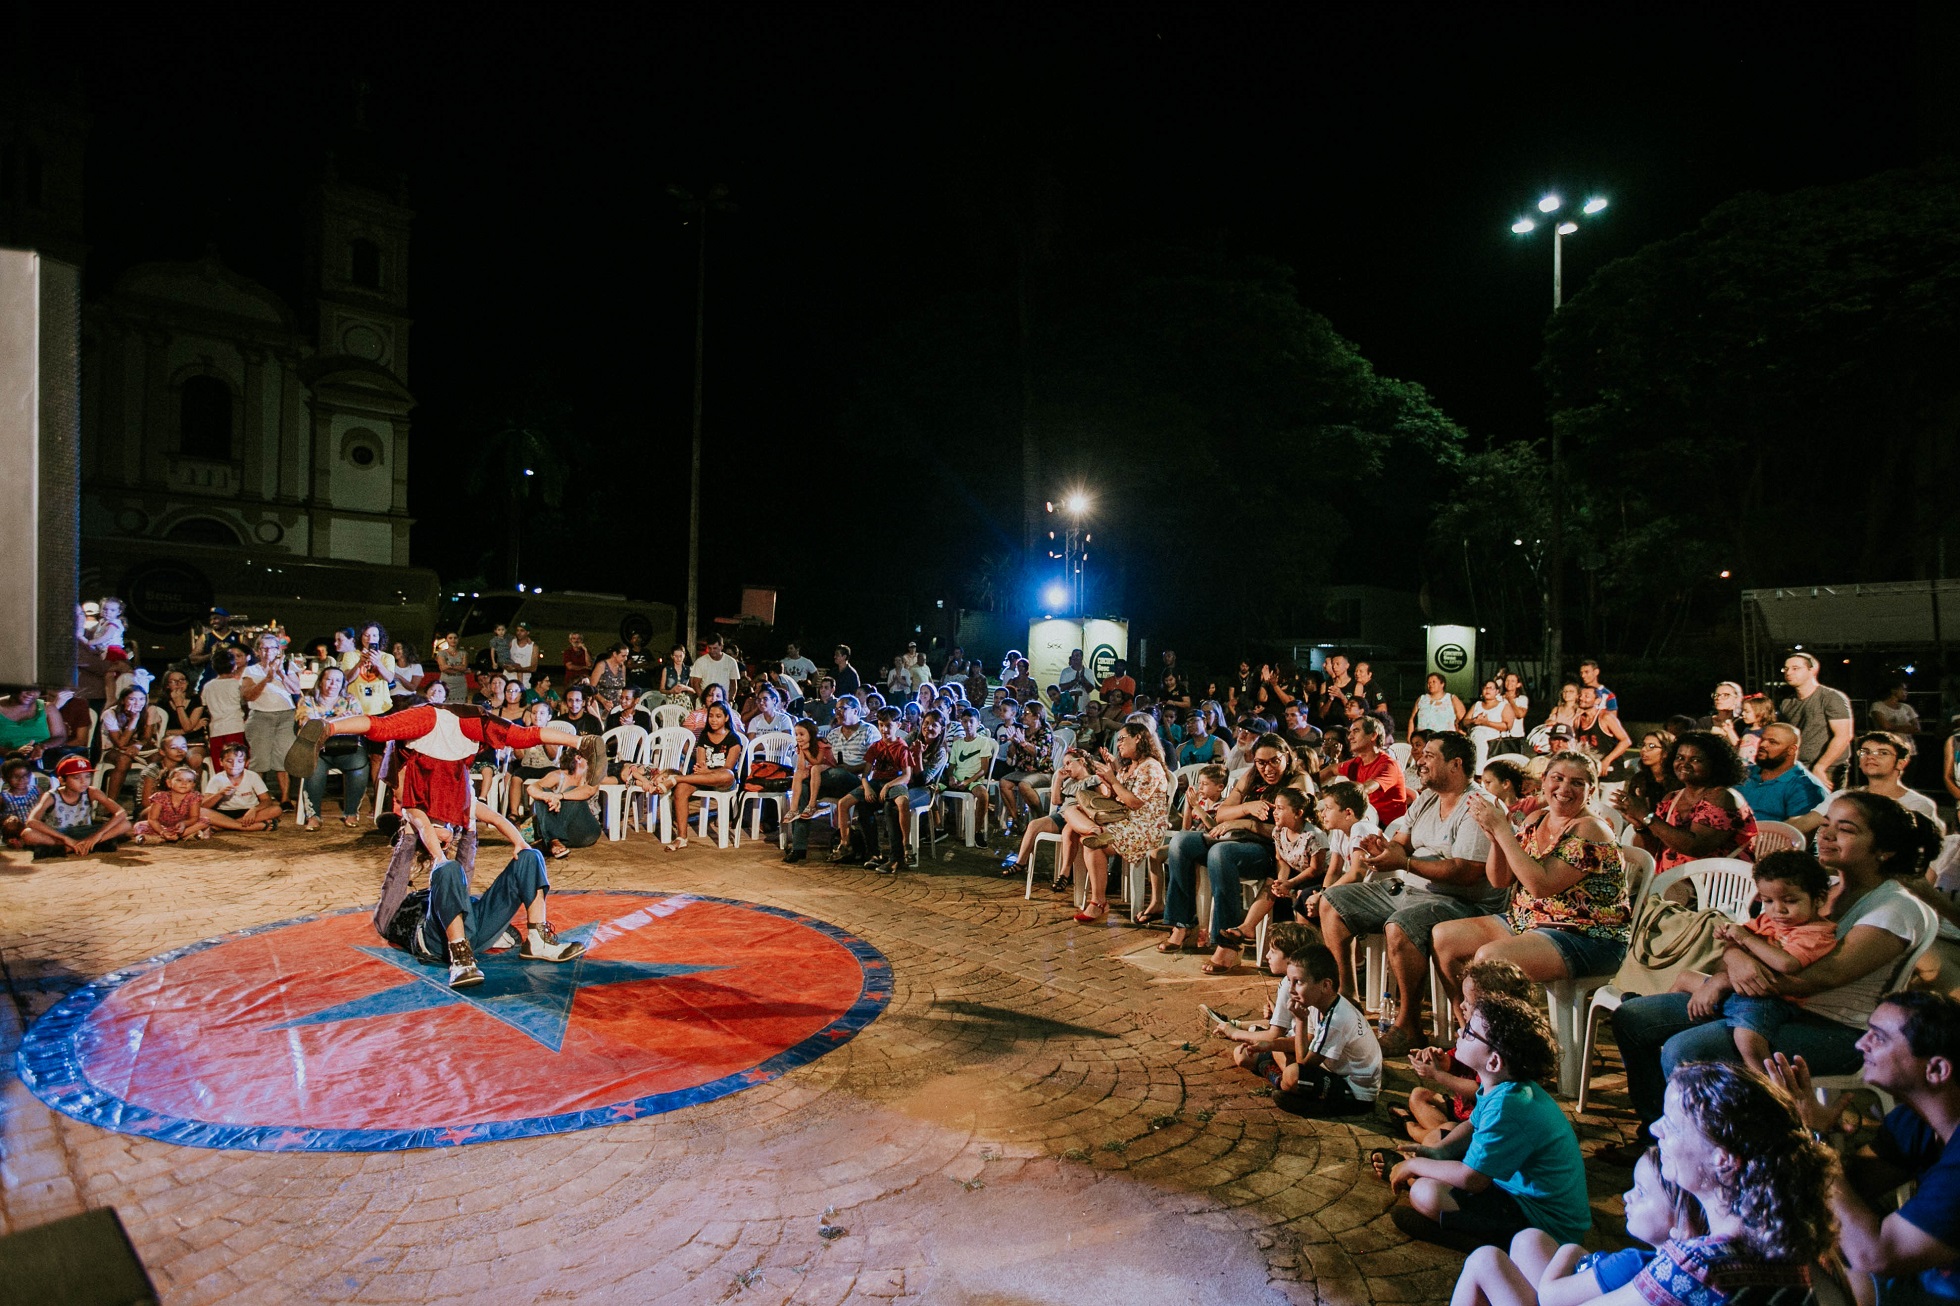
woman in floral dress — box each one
[1434,749,1633,993]
[1058,721,1170,923]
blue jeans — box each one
[417,848,547,957]
[533,798,601,849]
[1611,991,1864,1128]
[302,750,369,819]
[1164,831,1274,932]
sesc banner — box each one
[1026,617,1128,699]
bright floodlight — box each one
[1582,197,1608,214]
[1042,582,1068,609]
[1065,491,1089,515]
[1511,219,1536,234]
[1538,195,1561,213]
[1556,222,1578,235]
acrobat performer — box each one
[374,797,587,988]
[285,701,603,827]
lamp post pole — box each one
[1511,194,1607,686]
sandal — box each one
[1216,927,1249,946]
[342,815,361,828]
[1073,903,1108,923]
[1131,909,1164,927]
[303,819,322,832]
[550,841,570,860]
[1199,961,1238,976]
[1156,933,1190,954]
[1369,1148,1410,1182]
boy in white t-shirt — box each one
[1209,922,1321,1050]
[200,649,249,752]
[200,742,282,831]
[1251,943,1382,1117]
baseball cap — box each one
[209,606,230,618]
[82,601,101,616]
[56,756,93,777]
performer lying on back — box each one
[375,801,585,989]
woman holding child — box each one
[1058,721,1171,923]
[1433,750,1632,995]
[1608,790,1941,1163]
[1159,732,1305,975]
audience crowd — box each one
[8,601,1960,1303]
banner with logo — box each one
[1026,617,1127,701]
[1425,624,1477,701]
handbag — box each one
[1609,891,1733,997]
[1076,789,1130,825]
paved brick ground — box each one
[1,822,1644,1303]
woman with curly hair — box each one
[1612,731,1756,873]
[1058,720,1171,923]
[1639,1062,1840,1300]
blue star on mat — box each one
[271,920,727,1053]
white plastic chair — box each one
[1390,741,1413,768]
[1752,819,1805,856]
[938,782,992,846]
[1546,844,1655,1097]
[645,727,696,841]
[1025,831,1064,899]
[692,733,749,848]
[1049,727,1076,768]
[737,731,797,846]
[652,703,688,730]
[597,725,651,840]
[1574,856,1756,1112]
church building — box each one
[77,171,417,566]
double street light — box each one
[1511,193,1608,310]
[1509,190,1609,688]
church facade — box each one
[77,176,417,567]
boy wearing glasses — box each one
[1384,994,1589,1250]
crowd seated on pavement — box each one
[14,599,1960,1298]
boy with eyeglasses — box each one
[1384,993,1589,1250]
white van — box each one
[438,589,678,674]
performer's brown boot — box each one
[285,719,330,780]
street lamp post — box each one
[1509,193,1607,687]
[1045,490,1091,612]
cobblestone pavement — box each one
[1,823,1644,1303]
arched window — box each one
[350,238,382,289]
[166,517,242,546]
[179,376,233,461]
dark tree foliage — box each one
[1542,162,1960,593]
[840,243,1469,661]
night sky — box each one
[29,4,1928,639]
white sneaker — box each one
[487,925,522,952]
[521,923,586,963]
[448,941,484,988]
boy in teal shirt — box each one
[1387,993,1590,1249]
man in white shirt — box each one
[239,633,303,805]
[1790,730,1946,836]
[1055,649,1094,716]
[1319,733,1499,1055]
[780,643,816,690]
[689,635,741,700]
[504,623,539,688]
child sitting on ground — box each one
[201,742,283,832]
[2,758,42,848]
[1448,1145,1704,1306]
[1384,993,1590,1250]
[135,734,195,807]
[1704,851,1839,1068]
[1229,789,1325,952]
[136,765,211,843]
[1206,921,1322,1050]
[1244,942,1382,1118]
[1393,957,1534,1159]
[22,756,133,858]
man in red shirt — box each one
[1099,659,1137,714]
[1337,717,1410,824]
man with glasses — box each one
[1789,731,1944,836]
[1736,722,1831,822]
[1321,733,1500,1055]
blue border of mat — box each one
[15,892,891,1153]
